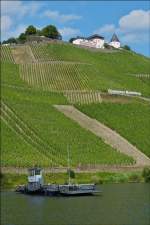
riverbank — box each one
[1,171,145,189]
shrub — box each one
[91,175,100,184]
[67,169,75,179]
[25,25,37,35]
[123,45,131,51]
[129,173,141,182]
[142,167,150,182]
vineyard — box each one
[1,101,65,167]
[19,62,91,91]
[1,42,150,169]
[30,44,60,61]
[30,43,91,62]
[77,102,150,158]
[64,91,102,104]
[29,43,150,96]
[1,97,134,167]
[0,46,14,63]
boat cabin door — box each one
[28,168,43,185]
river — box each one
[1,183,150,225]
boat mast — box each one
[67,145,71,185]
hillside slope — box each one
[1,43,150,169]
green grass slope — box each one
[30,43,150,96]
[77,102,150,158]
[1,42,150,168]
[1,61,134,167]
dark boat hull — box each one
[59,190,100,196]
[16,184,101,197]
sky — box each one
[1,1,150,56]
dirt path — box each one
[1,165,146,174]
[11,45,36,64]
[54,105,150,167]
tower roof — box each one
[110,33,120,42]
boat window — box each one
[29,170,35,176]
[35,169,41,175]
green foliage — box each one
[67,169,75,179]
[77,102,150,157]
[142,167,150,182]
[69,38,76,43]
[123,45,131,51]
[36,29,42,36]
[41,25,62,39]
[1,42,150,168]
[1,171,143,189]
[2,37,17,44]
[18,33,27,43]
[19,63,91,91]
[104,43,113,49]
[0,47,14,63]
[25,25,37,35]
[129,173,141,182]
[30,43,150,96]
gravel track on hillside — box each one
[54,105,150,167]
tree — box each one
[142,167,150,183]
[67,169,75,179]
[2,37,17,44]
[41,25,61,39]
[2,40,8,44]
[69,38,76,43]
[123,45,131,51]
[36,29,42,36]
[18,33,27,43]
[8,37,17,44]
[25,25,37,35]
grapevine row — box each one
[64,91,102,105]
[19,62,90,91]
[1,101,66,167]
[30,44,62,61]
[0,46,15,63]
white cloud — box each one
[0,1,45,40]
[94,9,150,44]
[1,1,44,17]
[1,1,28,17]
[121,32,149,44]
[94,24,116,35]
[59,27,80,37]
[1,15,13,32]
[9,24,27,38]
[2,24,27,40]
[119,10,150,32]
[43,10,82,23]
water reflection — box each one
[1,183,150,225]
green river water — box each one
[1,183,150,225]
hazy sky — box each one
[1,1,150,56]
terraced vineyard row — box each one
[64,91,102,105]
[1,101,66,167]
[30,43,91,63]
[19,62,90,91]
[0,46,15,63]
[30,44,62,61]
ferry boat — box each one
[59,184,99,196]
[16,148,101,196]
[16,167,100,196]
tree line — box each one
[2,25,62,44]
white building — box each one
[72,34,104,49]
[109,33,120,49]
